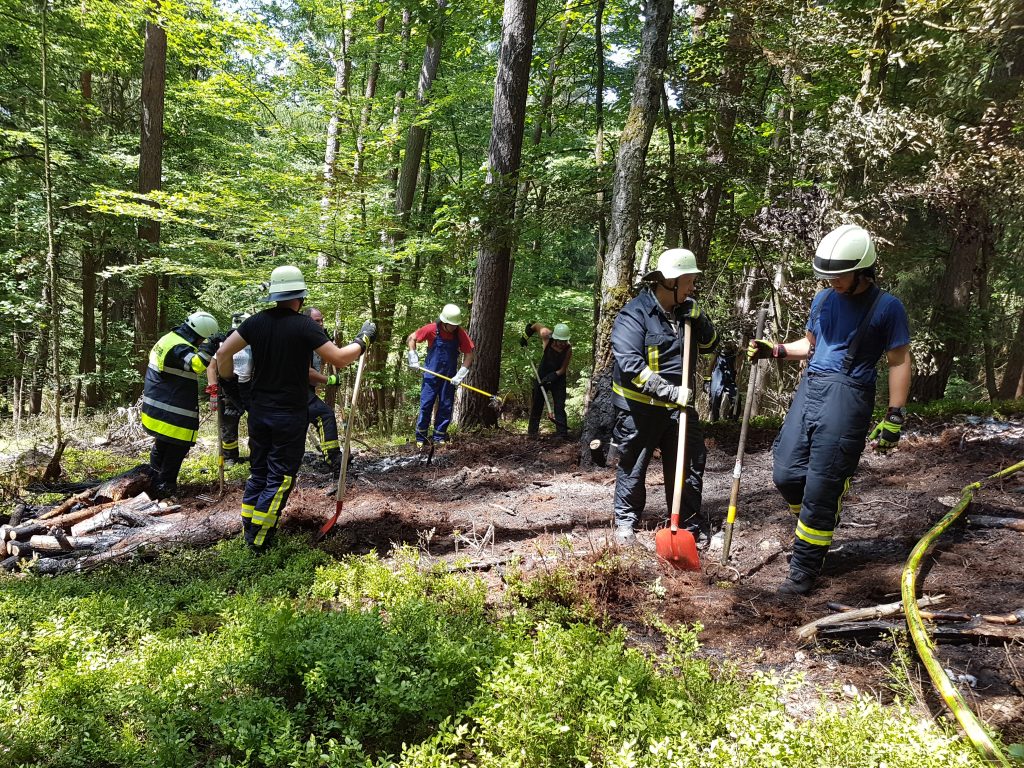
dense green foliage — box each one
[3,0,1023,429]
[0,542,991,767]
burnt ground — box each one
[186,415,1024,743]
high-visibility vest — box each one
[141,330,208,445]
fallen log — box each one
[966,514,1024,532]
[5,521,48,541]
[826,602,974,623]
[70,502,175,538]
[28,533,124,554]
[819,619,1024,645]
[38,464,153,520]
[797,595,946,641]
[8,542,35,559]
[1,555,19,571]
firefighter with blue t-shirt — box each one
[749,224,911,596]
[406,304,476,447]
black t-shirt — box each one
[238,306,330,410]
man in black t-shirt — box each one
[217,265,376,551]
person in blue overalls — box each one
[406,304,476,447]
[748,224,911,596]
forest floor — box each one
[75,414,1024,744]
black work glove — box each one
[541,371,559,386]
[674,298,701,321]
[520,322,536,347]
[748,339,786,361]
[220,376,243,411]
[198,336,220,359]
[351,321,377,353]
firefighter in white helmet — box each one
[142,311,219,499]
[216,265,376,551]
[405,303,475,447]
[748,224,911,596]
[520,321,572,438]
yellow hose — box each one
[901,457,1024,767]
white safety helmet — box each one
[185,311,219,339]
[642,248,702,282]
[813,224,876,278]
[263,265,308,302]
[439,303,463,326]
[551,323,571,341]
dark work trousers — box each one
[149,438,190,496]
[528,378,568,436]
[307,392,340,459]
[416,377,456,443]
[242,406,307,550]
[772,371,873,578]
[219,398,244,460]
[612,405,708,535]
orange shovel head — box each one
[655,527,701,571]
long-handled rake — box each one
[528,359,570,431]
[721,307,768,565]
[315,354,367,542]
[417,365,506,410]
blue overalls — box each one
[416,323,460,443]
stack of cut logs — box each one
[2,465,181,575]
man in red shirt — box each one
[405,303,475,447]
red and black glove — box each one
[205,384,219,412]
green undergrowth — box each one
[0,540,992,768]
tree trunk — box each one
[910,200,990,402]
[592,0,607,337]
[998,308,1024,399]
[354,14,386,189]
[317,7,352,272]
[134,6,166,378]
[689,9,750,263]
[461,0,539,428]
[368,0,447,427]
[581,0,673,456]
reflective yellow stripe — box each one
[266,475,292,524]
[795,519,833,547]
[647,346,660,373]
[322,440,340,451]
[222,440,238,450]
[142,395,198,419]
[699,329,718,351]
[141,412,197,443]
[789,503,802,516]
[836,477,851,524]
[189,354,208,375]
[241,503,254,520]
[612,382,678,409]
[630,366,654,387]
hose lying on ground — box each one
[901,457,1024,768]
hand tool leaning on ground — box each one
[528,359,570,430]
[315,353,367,542]
[654,317,701,571]
[197,386,226,503]
[721,307,768,565]
[417,365,505,410]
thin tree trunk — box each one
[369,0,447,427]
[998,307,1024,399]
[461,0,539,428]
[40,1,62,445]
[977,233,998,400]
[910,200,990,402]
[690,9,750,263]
[592,0,607,335]
[134,4,166,379]
[318,7,352,271]
[354,12,386,223]
[388,8,412,187]
[581,0,673,456]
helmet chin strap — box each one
[659,279,689,307]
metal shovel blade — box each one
[655,527,700,571]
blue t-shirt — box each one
[806,287,910,385]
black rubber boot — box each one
[777,569,816,596]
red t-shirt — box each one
[413,323,474,353]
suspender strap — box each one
[843,284,883,373]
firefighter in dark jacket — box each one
[521,322,572,438]
[305,307,343,472]
[216,265,376,552]
[142,311,220,499]
[748,224,911,596]
[610,249,718,547]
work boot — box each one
[224,457,237,468]
[777,570,816,597]
[327,449,343,474]
[613,525,642,550]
